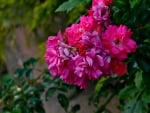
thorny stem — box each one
[95,93,115,113]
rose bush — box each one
[45,0,137,89]
[0,0,150,113]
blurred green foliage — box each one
[0,0,68,72]
[0,58,45,113]
[0,58,80,113]
[0,0,90,73]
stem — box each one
[30,70,45,85]
[95,93,115,113]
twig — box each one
[95,93,115,113]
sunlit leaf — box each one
[134,71,143,90]
[55,0,90,13]
[94,77,108,95]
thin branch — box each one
[95,93,115,113]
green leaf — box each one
[94,77,108,95]
[54,77,62,84]
[35,105,45,113]
[2,74,14,88]
[27,97,41,106]
[15,68,27,78]
[129,0,141,9]
[123,100,143,113]
[1,74,12,84]
[58,83,74,92]
[4,111,11,113]
[134,71,143,90]
[35,84,45,93]
[22,105,32,113]
[90,77,108,104]
[12,108,22,113]
[114,0,128,8]
[142,90,150,103]
[24,86,36,95]
[138,60,150,72]
[71,104,80,113]
[45,87,57,100]
[55,0,90,13]
[42,73,53,86]
[13,94,23,102]
[57,93,69,112]
[26,69,33,78]
[23,57,38,68]
[119,85,137,99]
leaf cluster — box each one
[0,57,80,113]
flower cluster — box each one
[45,0,137,89]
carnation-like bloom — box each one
[64,48,110,88]
[80,16,97,32]
[81,31,101,48]
[91,5,110,25]
[73,50,104,81]
[60,58,90,89]
[65,16,98,46]
[102,25,137,60]
[45,35,61,76]
[65,23,83,46]
[45,32,76,76]
[110,59,127,76]
[65,16,100,54]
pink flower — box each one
[92,0,113,6]
[88,4,110,26]
[45,35,61,76]
[110,59,127,76]
[102,25,137,60]
[60,58,89,89]
[84,50,104,80]
[65,17,97,55]
[92,5,110,25]
[81,31,102,48]
[73,54,102,80]
[45,32,75,76]
[80,16,98,32]
[65,23,83,46]
[73,47,111,80]
[58,46,111,89]
[58,42,76,60]
[65,16,97,45]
